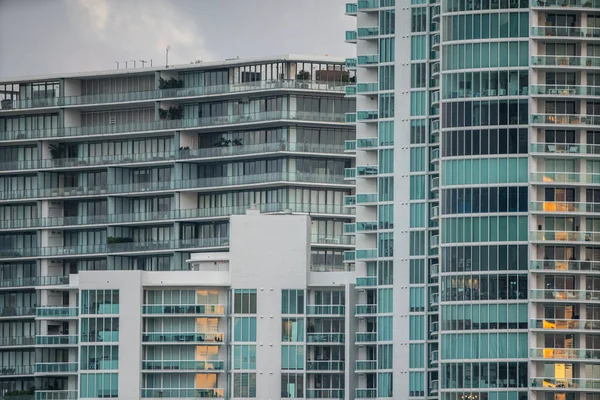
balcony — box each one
[306,389,345,399]
[141,332,225,343]
[306,360,345,371]
[344,168,356,180]
[355,388,377,399]
[0,365,34,376]
[355,360,377,371]
[306,305,345,316]
[530,318,600,331]
[140,388,224,398]
[357,27,379,39]
[345,58,357,70]
[530,259,600,273]
[431,62,440,79]
[0,306,35,318]
[356,137,378,149]
[432,34,441,50]
[355,332,377,343]
[530,378,600,390]
[529,142,589,156]
[35,307,78,318]
[430,350,439,366]
[0,203,353,232]
[141,360,225,371]
[343,251,356,262]
[430,293,439,308]
[344,139,356,152]
[357,55,379,66]
[306,332,345,344]
[431,176,440,191]
[35,335,78,346]
[0,80,346,112]
[356,110,378,121]
[431,205,440,220]
[345,2,358,15]
[35,390,78,400]
[356,222,378,232]
[431,5,440,20]
[531,113,600,127]
[345,112,357,123]
[35,362,78,374]
[530,289,600,301]
[0,336,34,347]
[344,195,356,207]
[142,304,225,315]
[430,321,439,337]
[431,148,440,164]
[533,0,600,8]
[344,223,356,235]
[356,165,378,177]
[357,83,379,94]
[431,119,440,135]
[430,379,439,395]
[345,30,357,43]
[356,193,378,204]
[356,276,377,287]
[1,111,345,142]
[0,238,229,260]
[431,90,440,107]
[531,26,600,38]
[345,85,357,96]
[530,347,600,361]
[529,230,600,243]
[0,172,350,202]
[355,304,378,315]
[530,85,600,98]
[0,275,69,288]
[356,249,378,260]
[531,55,600,68]
[430,234,440,249]
[430,263,439,279]
[357,0,379,10]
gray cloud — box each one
[0,0,355,78]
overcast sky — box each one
[0,0,355,78]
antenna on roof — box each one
[166,45,171,68]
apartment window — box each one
[80,373,118,398]
[411,7,427,32]
[81,290,119,315]
[233,345,256,369]
[80,346,118,370]
[378,261,394,285]
[233,373,256,398]
[234,289,257,314]
[281,374,304,398]
[282,318,304,342]
[281,290,304,314]
[81,318,119,343]
[281,345,304,370]
[233,317,257,342]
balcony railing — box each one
[0,275,69,288]
[530,259,600,272]
[530,230,600,242]
[355,332,377,343]
[346,2,358,14]
[530,347,600,360]
[0,203,353,231]
[306,332,345,343]
[533,0,600,8]
[1,79,345,110]
[532,55,600,67]
[0,306,35,317]
[531,113,600,126]
[530,378,600,389]
[142,304,225,315]
[345,30,358,42]
[356,276,377,287]
[142,332,225,343]
[355,360,377,370]
[530,172,600,184]
[140,388,224,398]
[356,193,378,204]
[35,307,78,318]
[355,304,378,315]
[35,362,78,373]
[357,27,379,38]
[531,85,600,97]
[35,335,78,346]
[0,365,34,375]
[530,318,600,330]
[531,26,600,37]
[530,289,600,301]
[141,360,225,371]
[306,360,345,371]
[357,0,379,9]
[0,336,34,347]
[355,388,378,399]
[0,142,346,172]
[0,238,229,259]
[34,390,78,400]
[1,111,345,141]
[306,305,345,316]
[357,55,379,66]
[306,389,345,399]
[530,142,600,155]
[0,172,349,201]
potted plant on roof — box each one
[296,70,311,88]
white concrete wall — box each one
[230,211,311,400]
[394,0,414,397]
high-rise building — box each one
[347,0,600,399]
[0,55,358,399]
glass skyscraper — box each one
[347,0,600,399]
